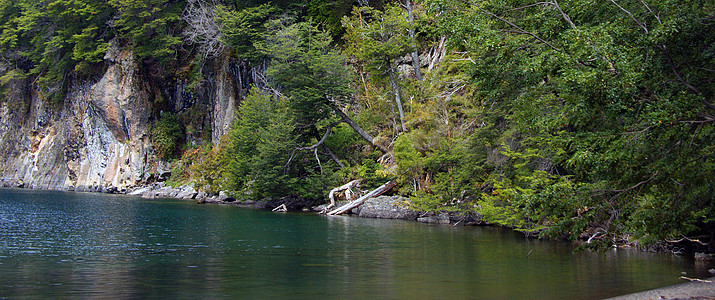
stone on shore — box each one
[417,213,451,224]
[176,186,197,200]
[351,196,419,220]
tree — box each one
[108,0,184,64]
[343,5,417,132]
[181,0,223,59]
[215,3,274,62]
[152,112,184,160]
[260,19,387,153]
[403,0,422,81]
[221,88,297,199]
[0,0,113,102]
[420,0,714,246]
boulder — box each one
[195,191,208,203]
[353,196,418,220]
[417,213,451,224]
[176,186,197,200]
[128,186,151,196]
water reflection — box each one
[0,189,709,299]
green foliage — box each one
[0,0,113,101]
[324,123,361,161]
[416,0,715,246]
[259,19,353,127]
[306,0,354,40]
[215,3,274,61]
[108,0,184,64]
[152,112,184,160]
[343,5,415,76]
[0,0,185,102]
[204,86,341,201]
[0,0,706,248]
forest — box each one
[0,0,713,250]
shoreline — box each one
[606,277,715,300]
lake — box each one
[0,189,709,298]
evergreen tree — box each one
[420,0,714,245]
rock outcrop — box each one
[0,43,258,192]
[0,42,155,191]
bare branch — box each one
[285,122,342,174]
[657,45,705,100]
[639,0,662,25]
[608,0,649,34]
[295,122,340,152]
[332,105,389,153]
[324,179,361,211]
[182,0,224,59]
[667,235,709,246]
[552,1,576,29]
[594,171,659,202]
[680,277,714,283]
[504,2,553,12]
[478,7,566,54]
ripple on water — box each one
[0,189,709,299]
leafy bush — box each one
[152,112,184,160]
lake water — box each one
[0,189,710,299]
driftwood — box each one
[327,180,397,216]
[667,236,709,246]
[680,276,714,283]
[326,179,361,211]
[272,204,287,212]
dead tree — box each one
[182,0,223,59]
[325,179,361,210]
[327,180,397,215]
[404,0,422,81]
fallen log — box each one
[326,179,361,211]
[272,204,288,212]
[327,180,397,215]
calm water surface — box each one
[0,189,709,299]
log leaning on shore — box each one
[326,179,361,210]
[326,180,397,216]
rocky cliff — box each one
[0,43,251,192]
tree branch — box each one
[639,0,662,25]
[332,105,389,152]
[594,171,659,202]
[608,0,649,34]
[295,122,340,152]
[552,1,576,29]
[327,180,397,215]
[658,45,705,98]
[504,2,553,12]
[285,122,340,172]
[477,7,566,55]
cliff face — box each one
[0,44,250,192]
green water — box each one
[0,189,709,299]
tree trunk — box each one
[429,36,446,72]
[332,105,389,153]
[327,180,397,215]
[325,179,361,210]
[388,67,407,132]
[321,144,345,168]
[405,0,422,81]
